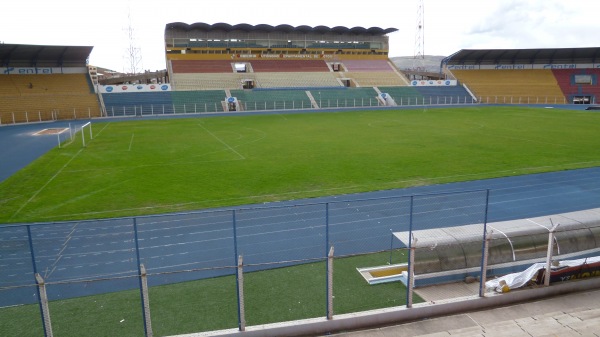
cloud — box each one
[3,0,599,69]
[458,0,598,51]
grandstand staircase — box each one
[305,91,321,109]
[374,87,397,106]
[388,61,411,85]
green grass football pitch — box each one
[2,105,600,224]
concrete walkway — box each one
[331,289,600,336]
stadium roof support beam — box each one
[444,47,600,66]
[0,44,92,68]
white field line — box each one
[34,179,134,215]
[128,133,134,151]
[198,123,245,160]
[32,161,600,221]
[9,124,111,219]
[94,122,111,137]
[61,126,266,173]
[10,148,84,219]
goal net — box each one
[57,122,93,148]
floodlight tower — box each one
[413,0,425,71]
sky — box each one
[2,0,599,72]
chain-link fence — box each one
[3,191,600,336]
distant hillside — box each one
[390,55,446,73]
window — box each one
[574,75,592,85]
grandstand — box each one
[2,32,599,123]
[164,22,408,95]
[444,47,600,104]
[100,23,472,115]
[0,44,101,123]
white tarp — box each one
[485,256,600,292]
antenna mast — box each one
[413,0,425,71]
[124,8,143,75]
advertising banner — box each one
[99,83,171,93]
[410,79,457,86]
[1,67,87,74]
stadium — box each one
[1,17,600,337]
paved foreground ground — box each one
[331,289,600,336]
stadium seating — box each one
[342,72,407,87]
[0,74,101,123]
[171,73,251,90]
[171,90,227,113]
[451,69,566,104]
[334,60,409,86]
[101,90,234,115]
[230,89,313,110]
[102,91,174,116]
[341,60,395,72]
[377,87,423,105]
[171,60,235,73]
[254,72,341,88]
[413,85,474,104]
[552,69,600,103]
[308,87,380,108]
[249,60,330,73]
[0,76,20,96]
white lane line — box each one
[44,223,79,279]
[198,123,245,160]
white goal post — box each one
[57,122,93,148]
[80,122,93,147]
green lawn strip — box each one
[49,289,144,337]
[148,273,238,336]
[334,251,421,314]
[0,252,418,336]
[0,288,143,337]
[0,301,44,337]
[244,261,327,326]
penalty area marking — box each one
[33,128,68,135]
[198,123,245,160]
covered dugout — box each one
[394,208,600,287]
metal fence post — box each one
[324,203,330,317]
[237,255,246,331]
[140,264,153,336]
[232,210,246,331]
[406,196,415,308]
[327,246,334,320]
[544,221,560,286]
[133,218,151,337]
[479,230,492,297]
[388,229,394,265]
[27,225,51,337]
[407,234,417,308]
[479,189,491,297]
[35,274,53,337]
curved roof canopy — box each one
[445,47,600,64]
[0,44,93,67]
[165,22,398,35]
